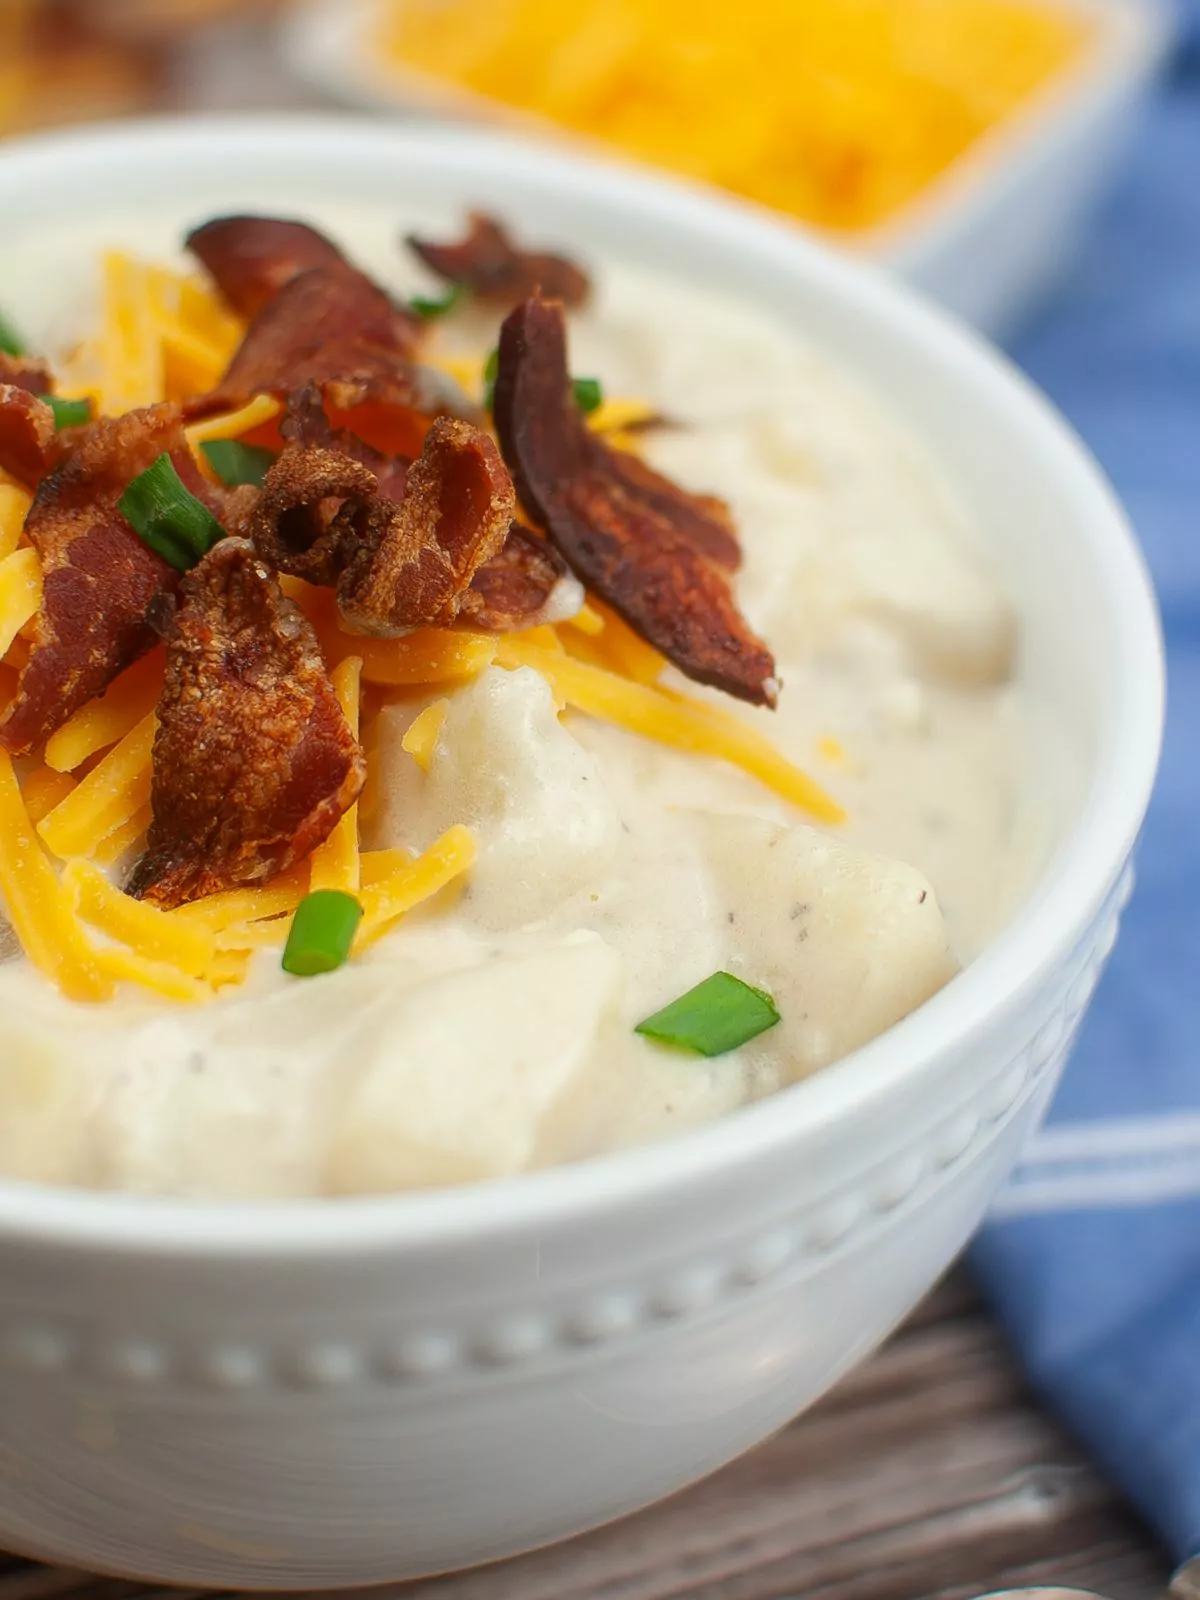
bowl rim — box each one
[0,114,1165,1256]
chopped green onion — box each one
[482,346,499,412]
[282,890,363,977]
[40,394,92,430]
[201,438,276,488]
[0,310,25,358]
[572,376,604,415]
[635,971,780,1057]
[118,453,225,573]
[410,282,466,319]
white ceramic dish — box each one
[0,116,1162,1589]
[283,0,1176,338]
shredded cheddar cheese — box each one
[146,265,240,401]
[564,602,605,637]
[358,708,384,831]
[38,711,156,860]
[161,320,229,402]
[309,656,363,895]
[0,483,31,560]
[356,825,477,949]
[44,650,164,773]
[100,251,162,415]
[378,0,1087,233]
[173,866,310,934]
[208,949,253,989]
[93,803,152,868]
[93,944,213,1005]
[587,398,659,438]
[0,546,42,659]
[3,634,29,672]
[62,858,215,980]
[497,639,844,823]
[213,917,291,952]
[178,274,245,353]
[401,699,448,774]
[359,846,414,887]
[21,765,77,825]
[184,393,282,451]
[332,628,499,687]
[563,600,664,685]
[432,354,485,403]
[518,624,564,652]
[0,751,112,1002]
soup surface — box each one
[0,203,1046,1197]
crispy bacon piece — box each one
[280,382,409,504]
[0,404,227,755]
[602,448,741,571]
[0,351,55,397]
[492,294,776,706]
[408,213,591,308]
[186,215,350,319]
[250,443,380,587]
[265,387,561,632]
[458,524,578,632]
[337,418,515,635]
[127,540,365,909]
[200,265,429,424]
[0,386,59,489]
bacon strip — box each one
[262,388,566,632]
[492,294,776,706]
[408,213,591,308]
[204,266,423,413]
[280,382,410,504]
[602,448,740,571]
[0,405,228,755]
[0,351,55,397]
[186,215,350,319]
[250,443,380,588]
[127,540,364,909]
[0,386,59,490]
[457,524,578,632]
[337,418,515,634]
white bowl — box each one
[0,116,1163,1588]
[283,0,1175,338]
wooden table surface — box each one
[0,1274,1171,1600]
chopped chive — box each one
[282,889,363,977]
[635,971,780,1057]
[118,453,225,573]
[410,282,466,319]
[572,376,604,414]
[0,309,24,358]
[482,346,499,412]
[40,394,92,429]
[201,438,276,488]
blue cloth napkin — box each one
[970,5,1200,1567]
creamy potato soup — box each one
[0,204,1045,1197]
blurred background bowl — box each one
[283,0,1176,338]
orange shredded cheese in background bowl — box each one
[376,0,1089,234]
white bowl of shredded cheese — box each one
[284,0,1175,337]
[0,117,1162,1585]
